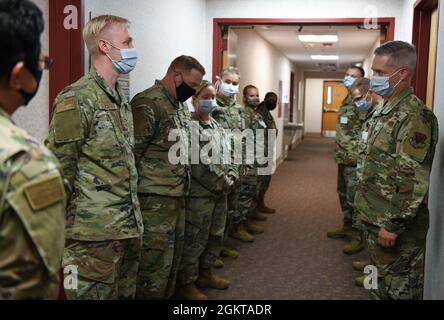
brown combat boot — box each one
[211,257,224,268]
[252,211,268,221]
[326,221,354,239]
[230,222,254,242]
[220,246,239,259]
[258,201,276,214]
[352,260,371,272]
[355,275,366,288]
[245,219,264,234]
[177,283,208,300]
[197,269,230,290]
[343,229,365,255]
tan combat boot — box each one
[352,260,371,272]
[252,211,268,221]
[343,229,365,255]
[197,269,230,290]
[245,219,264,234]
[258,199,276,214]
[177,283,208,300]
[220,246,239,259]
[355,275,366,288]
[326,222,354,239]
[230,222,255,242]
[211,257,224,268]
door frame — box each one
[49,0,85,119]
[412,0,439,102]
[212,17,396,82]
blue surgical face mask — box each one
[105,41,138,74]
[199,99,218,114]
[370,69,403,97]
[354,94,373,112]
[343,76,356,89]
[221,82,239,97]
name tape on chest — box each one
[362,131,369,143]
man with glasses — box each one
[46,15,142,300]
[0,0,66,300]
[131,55,205,299]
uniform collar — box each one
[89,68,126,105]
[377,87,414,116]
[0,105,12,122]
[191,112,216,127]
[216,95,235,108]
[154,80,182,108]
[343,94,353,106]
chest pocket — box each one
[371,113,408,154]
[95,104,121,140]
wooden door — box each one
[321,80,348,137]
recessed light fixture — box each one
[299,35,338,43]
[311,55,339,60]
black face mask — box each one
[19,66,42,106]
[176,80,196,103]
[265,99,277,111]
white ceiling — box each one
[244,25,380,72]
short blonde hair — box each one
[221,66,241,78]
[83,15,130,54]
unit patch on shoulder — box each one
[24,176,65,211]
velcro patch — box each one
[56,97,76,113]
[24,176,65,211]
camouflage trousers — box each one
[363,224,426,300]
[178,194,228,286]
[239,171,259,219]
[258,174,272,206]
[225,178,245,239]
[136,194,185,300]
[337,164,358,226]
[62,238,141,300]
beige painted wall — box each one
[231,29,300,164]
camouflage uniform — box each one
[239,103,267,220]
[334,94,368,227]
[355,88,439,300]
[256,102,277,206]
[177,113,236,287]
[131,80,191,299]
[212,97,246,232]
[46,68,143,300]
[0,106,66,300]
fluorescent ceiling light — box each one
[299,35,338,43]
[311,55,339,60]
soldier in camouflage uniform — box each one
[241,85,272,234]
[354,41,439,300]
[177,81,237,300]
[256,92,278,214]
[46,15,143,300]
[0,0,66,300]
[327,66,365,254]
[212,67,255,247]
[347,79,384,286]
[131,56,205,299]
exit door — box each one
[321,80,348,137]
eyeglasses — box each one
[38,56,54,71]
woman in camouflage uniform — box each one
[177,81,237,300]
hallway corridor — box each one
[208,136,369,300]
